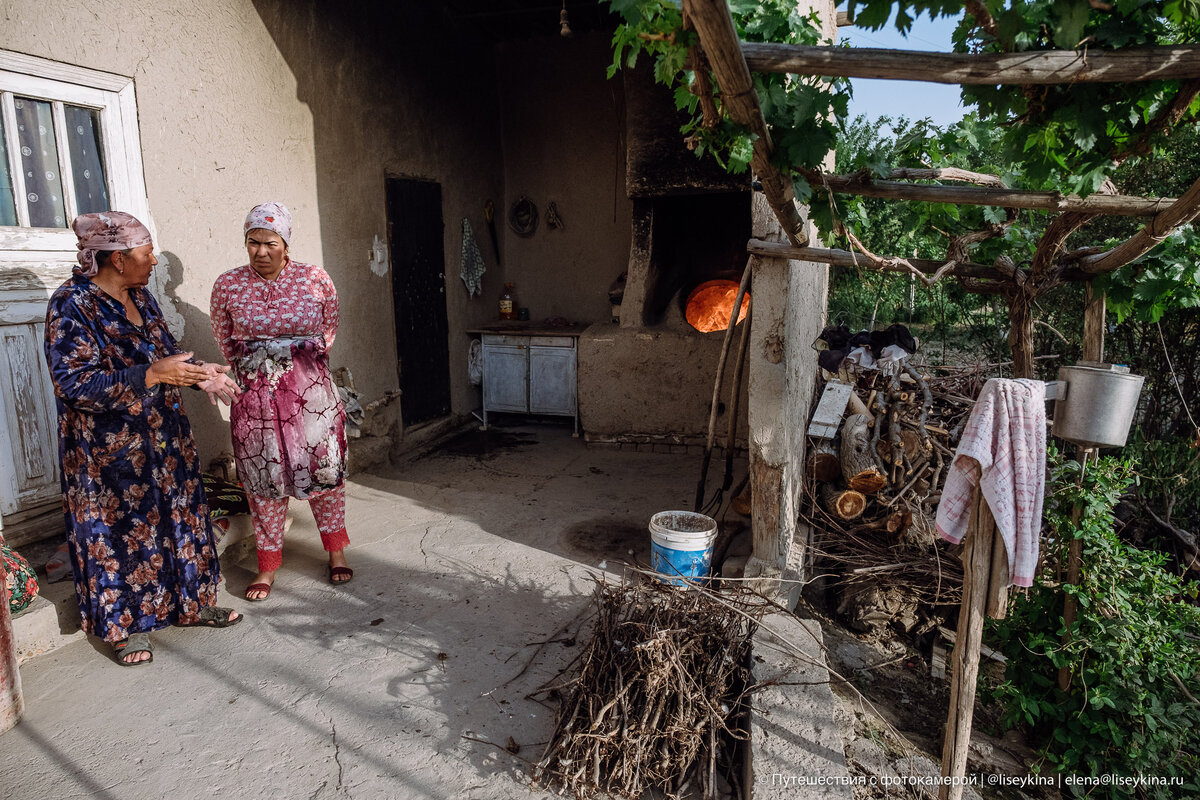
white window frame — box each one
[0,49,151,252]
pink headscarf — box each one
[72,212,154,277]
[244,202,292,245]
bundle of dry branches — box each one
[532,579,766,800]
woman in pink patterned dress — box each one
[210,203,352,601]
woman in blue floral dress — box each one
[44,212,244,665]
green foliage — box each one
[988,447,1200,796]
[604,0,849,199]
[1097,228,1200,324]
[1125,430,1200,530]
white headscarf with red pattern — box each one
[244,202,292,246]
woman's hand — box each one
[146,352,210,388]
[197,364,242,406]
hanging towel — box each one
[935,378,1047,587]
[460,218,486,297]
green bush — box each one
[988,448,1200,798]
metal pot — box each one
[1052,362,1145,449]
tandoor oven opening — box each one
[642,190,752,332]
[685,279,750,333]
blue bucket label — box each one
[651,542,712,586]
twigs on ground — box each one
[532,578,767,799]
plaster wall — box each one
[3,0,504,461]
[495,33,631,325]
[577,324,748,444]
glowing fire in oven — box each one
[685,280,749,333]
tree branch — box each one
[745,238,1014,282]
[958,277,1009,295]
[1144,502,1200,572]
[740,43,1200,84]
[964,0,1000,39]
[682,10,721,130]
[1112,79,1200,167]
[946,212,1017,267]
[1028,212,1096,292]
[1079,172,1200,274]
[842,227,960,287]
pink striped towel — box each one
[935,378,1047,587]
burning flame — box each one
[685,280,749,333]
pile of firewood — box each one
[803,361,993,624]
[532,578,763,799]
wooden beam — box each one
[1079,172,1200,274]
[684,0,808,247]
[806,172,1176,217]
[747,238,1007,281]
[742,42,1200,84]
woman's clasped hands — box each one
[146,351,242,405]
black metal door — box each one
[387,178,451,425]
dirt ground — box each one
[808,603,1062,800]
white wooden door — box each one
[0,320,60,516]
[0,253,71,529]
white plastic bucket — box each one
[649,511,718,585]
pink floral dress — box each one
[210,261,346,501]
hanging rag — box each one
[935,378,1047,588]
[460,218,486,297]
[468,339,483,386]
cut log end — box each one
[847,469,888,494]
[822,483,867,520]
[807,440,841,482]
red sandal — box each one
[244,582,273,601]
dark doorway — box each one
[387,178,451,426]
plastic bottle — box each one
[499,283,518,320]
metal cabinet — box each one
[482,337,528,413]
[481,333,578,434]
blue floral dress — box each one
[44,275,220,643]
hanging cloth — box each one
[460,218,486,297]
[935,378,1047,587]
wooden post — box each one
[0,543,24,734]
[939,492,999,800]
[1058,283,1105,690]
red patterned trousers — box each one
[247,486,349,572]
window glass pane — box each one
[0,114,16,226]
[13,96,66,228]
[64,105,108,215]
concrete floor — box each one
[1,421,734,799]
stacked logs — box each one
[804,363,991,617]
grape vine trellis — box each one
[604,0,1200,377]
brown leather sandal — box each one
[113,633,153,666]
